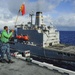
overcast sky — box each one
[0,0,75,31]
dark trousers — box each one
[1,43,11,60]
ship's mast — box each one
[29,11,34,26]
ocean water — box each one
[60,31,75,46]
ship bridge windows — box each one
[49,43,52,46]
[71,54,75,57]
[67,53,70,57]
[57,52,75,57]
[58,52,63,55]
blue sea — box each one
[60,31,75,46]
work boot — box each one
[8,60,14,63]
[1,59,6,63]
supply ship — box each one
[10,12,75,71]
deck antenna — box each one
[29,11,34,26]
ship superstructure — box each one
[16,12,59,47]
[10,12,75,71]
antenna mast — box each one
[29,11,34,26]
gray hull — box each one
[11,43,75,62]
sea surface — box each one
[60,31,75,45]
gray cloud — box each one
[7,0,63,15]
[53,13,75,27]
[0,0,75,31]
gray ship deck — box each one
[45,44,75,54]
[0,57,65,75]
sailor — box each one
[0,26,14,63]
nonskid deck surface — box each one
[0,57,64,75]
[45,44,75,54]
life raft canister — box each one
[22,35,29,41]
[16,35,29,41]
[16,35,22,39]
